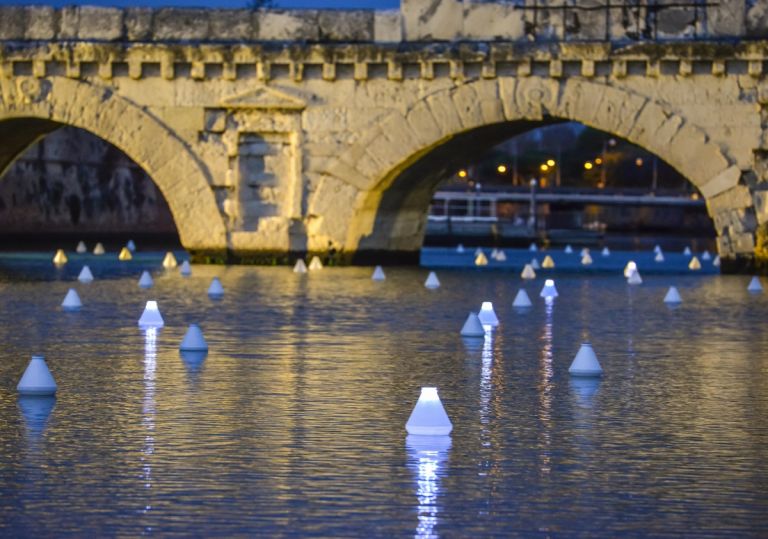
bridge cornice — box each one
[2,40,768,82]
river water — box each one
[0,254,767,537]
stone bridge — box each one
[2,0,768,269]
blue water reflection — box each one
[0,262,767,536]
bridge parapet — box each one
[0,1,765,45]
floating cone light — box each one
[424,271,440,289]
[53,249,67,265]
[568,343,603,377]
[75,241,87,254]
[655,251,665,263]
[78,265,94,283]
[748,276,763,293]
[713,255,721,267]
[293,259,308,273]
[179,324,208,352]
[512,289,532,308]
[308,256,323,270]
[126,240,137,252]
[93,243,105,255]
[531,258,540,270]
[208,277,224,297]
[179,260,192,277]
[539,279,559,299]
[478,301,499,328]
[601,247,610,257]
[521,264,536,280]
[118,247,132,261]
[683,246,692,256]
[17,356,57,396]
[405,387,453,436]
[456,244,465,253]
[475,252,488,266]
[701,250,711,261]
[688,256,701,271]
[529,243,538,252]
[581,253,593,265]
[61,288,82,311]
[460,312,485,338]
[162,251,178,269]
[138,301,164,329]
[138,271,154,289]
[564,245,573,254]
[495,250,507,262]
[663,286,682,304]
[371,265,386,281]
[542,255,555,269]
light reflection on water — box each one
[0,263,767,536]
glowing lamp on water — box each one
[478,302,499,328]
[405,387,453,436]
[540,279,559,299]
[138,300,164,329]
[624,261,637,278]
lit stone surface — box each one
[0,1,765,267]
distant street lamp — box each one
[540,164,549,172]
[458,169,467,178]
[584,161,593,170]
[497,164,507,174]
[546,159,555,167]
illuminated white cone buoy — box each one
[654,244,662,254]
[61,288,82,311]
[568,343,603,377]
[601,247,610,257]
[460,312,485,338]
[655,251,665,263]
[162,251,177,269]
[748,276,763,293]
[683,246,692,256]
[77,265,94,283]
[580,248,589,257]
[495,250,506,262]
[478,301,499,328]
[581,253,593,265]
[531,258,540,270]
[456,244,465,253]
[521,264,536,279]
[663,286,682,304]
[93,242,105,255]
[540,279,559,299]
[490,248,499,258]
[627,268,643,285]
[564,245,573,254]
[53,249,67,265]
[179,260,191,277]
[701,250,711,261]
[713,255,720,267]
[138,300,164,328]
[475,252,488,266]
[208,277,224,297]
[76,241,87,254]
[688,256,701,271]
[138,270,154,289]
[118,247,132,261]
[405,387,453,436]
[179,324,208,352]
[542,255,555,269]
[371,266,386,281]
[293,259,308,273]
[474,247,484,257]
[424,271,440,289]
[17,356,57,396]
[512,289,532,308]
[309,256,323,270]
[529,243,538,252]
[126,240,136,252]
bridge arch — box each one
[0,76,226,252]
[316,77,739,258]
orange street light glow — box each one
[540,164,549,172]
[497,164,507,173]
[546,159,555,167]
[595,157,603,165]
[458,170,467,178]
[584,162,593,170]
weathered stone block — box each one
[754,189,768,225]
[402,0,462,41]
[209,10,254,41]
[708,0,745,36]
[255,10,319,41]
[700,165,741,199]
[730,231,756,253]
[153,9,210,41]
[125,8,153,41]
[462,1,525,40]
[26,6,57,40]
[0,7,27,40]
[78,7,124,41]
[59,6,79,39]
[318,11,373,41]
[707,184,752,215]
[374,10,402,42]
[746,0,768,36]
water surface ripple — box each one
[1,262,767,537]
